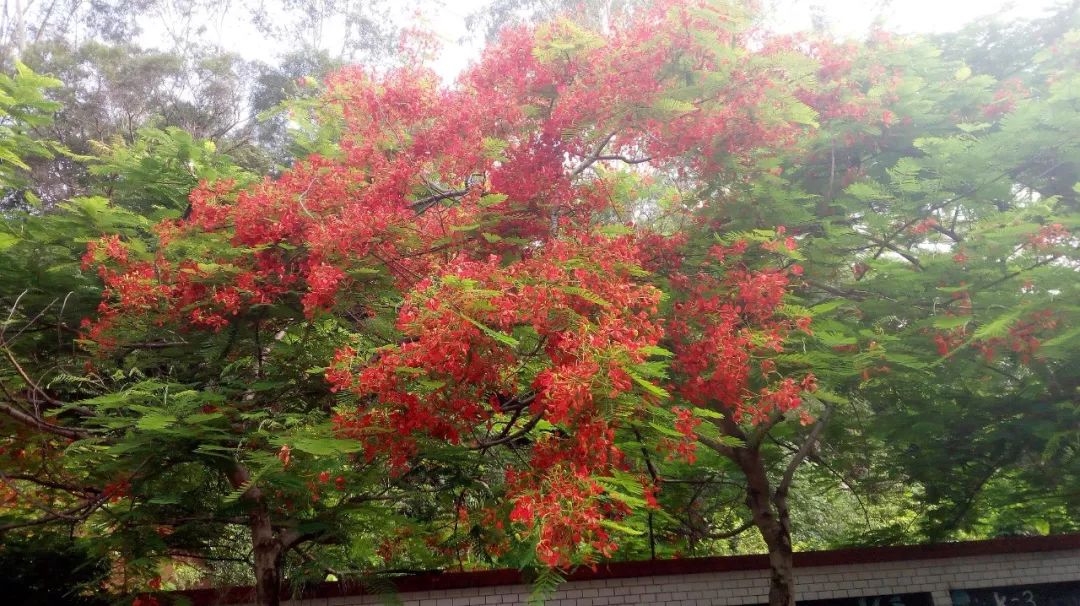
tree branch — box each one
[569,132,617,179]
[0,491,111,534]
[776,405,832,498]
[858,232,924,271]
[408,188,470,214]
[1,473,100,496]
[595,154,652,165]
[695,432,736,458]
[0,400,87,440]
[471,410,544,449]
[1,344,66,407]
[706,519,754,540]
[748,410,784,449]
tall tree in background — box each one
[670,0,1080,559]
[0,0,404,210]
[467,0,644,38]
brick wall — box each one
[191,535,1080,606]
[299,548,1080,606]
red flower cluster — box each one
[508,465,624,567]
[974,309,1058,364]
[1026,223,1070,250]
[328,234,665,562]
[670,237,815,425]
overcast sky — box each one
[138,0,1066,81]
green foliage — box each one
[0,63,63,207]
[89,127,256,215]
[767,15,1080,541]
[528,568,565,606]
[0,5,1077,603]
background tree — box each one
[467,0,645,39]
[1,0,408,210]
[775,5,1080,543]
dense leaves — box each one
[0,2,1077,606]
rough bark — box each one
[251,506,283,606]
[735,445,796,606]
[228,465,283,606]
[699,409,830,606]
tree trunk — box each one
[764,521,796,606]
[251,506,283,606]
[228,465,283,606]
[735,446,797,606]
[13,0,25,62]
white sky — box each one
[138,0,1066,81]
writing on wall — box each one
[952,581,1080,606]
[762,592,935,606]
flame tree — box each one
[1,2,1077,606]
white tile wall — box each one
[273,548,1080,606]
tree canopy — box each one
[0,1,1076,606]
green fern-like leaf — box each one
[529,568,565,606]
